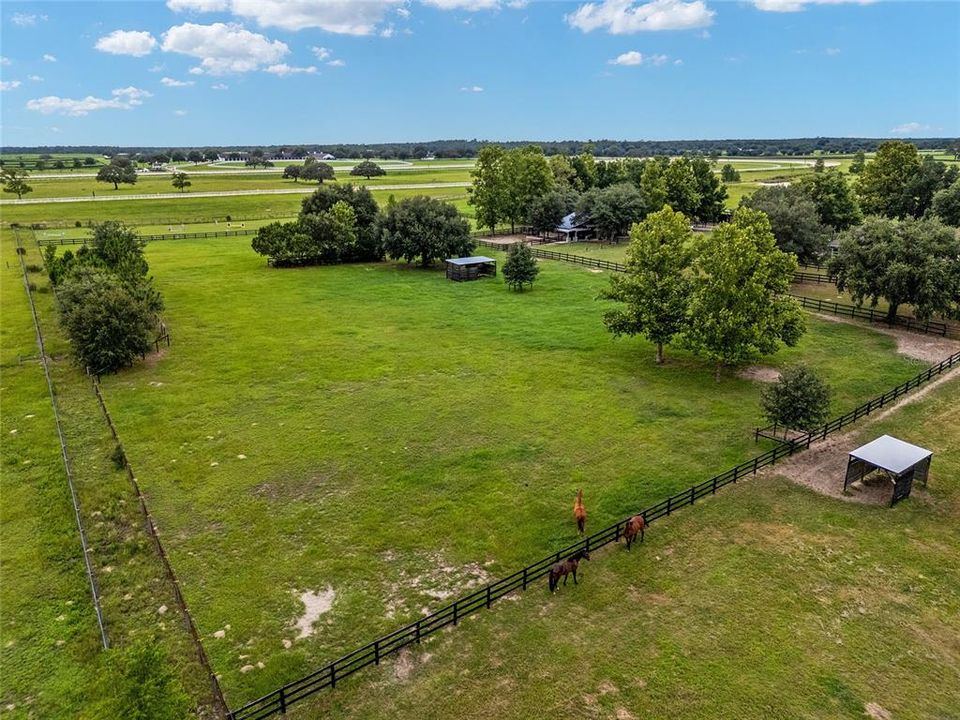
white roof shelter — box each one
[844,435,932,506]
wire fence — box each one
[12,229,110,649]
[228,349,960,720]
[90,377,230,718]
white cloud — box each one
[753,0,873,11]
[173,109,188,116]
[825,47,841,55]
[229,0,403,34]
[566,0,714,34]
[460,85,484,92]
[95,30,158,56]
[890,122,931,135]
[0,56,11,66]
[264,63,318,76]
[609,50,670,65]
[167,0,229,11]
[673,58,683,65]
[161,22,288,74]
[111,86,153,106]
[43,54,57,62]
[26,87,152,116]
[211,82,229,89]
[380,23,396,37]
[422,0,501,10]
[28,74,43,81]
[311,46,331,61]
[1,80,22,91]
[397,6,411,16]
[162,76,196,86]
[327,58,346,67]
[12,13,47,27]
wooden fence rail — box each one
[37,228,258,246]
[228,349,960,720]
[474,242,957,340]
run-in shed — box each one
[844,435,932,506]
[445,256,497,282]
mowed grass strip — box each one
[0,230,105,718]
[281,374,960,720]
[88,236,926,704]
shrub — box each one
[761,365,831,432]
[502,241,540,291]
[75,220,82,227]
[25,263,43,273]
[110,444,127,470]
[57,267,154,375]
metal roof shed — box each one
[844,435,932,506]
[445,256,497,282]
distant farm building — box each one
[445,256,497,282]
[555,212,594,242]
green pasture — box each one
[0,186,469,227]
[285,374,960,720]
[60,234,927,706]
[12,167,472,199]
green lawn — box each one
[71,235,928,707]
[13,166,471,199]
[282,373,960,720]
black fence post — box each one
[279,687,286,714]
[486,586,492,609]
[374,640,380,665]
[522,567,528,590]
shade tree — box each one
[600,207,693,364]
[741,184,831,263]
[682,208,805,380]
[502,241,540,291]
[761,365,832,432]
[380,195,473,267]
[828,216,960,323]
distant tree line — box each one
[6,137,956,161]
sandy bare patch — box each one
[381,550,491,621]
[143,348,167,368]
[764,367,957,503]
[864,703,892,720]
[739,365,781,383]
[616,709,638,720]
[293,587,335,639]
[813,312,959,363]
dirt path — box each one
[763,367,959,504]
[813,312,960,363]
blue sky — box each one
[1,0,957,146]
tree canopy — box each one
[600,207,693,364]
[798,169,862,231]
[301,183,382,261]
[828,216,960,322]
[171,172,191,192]
[96,159,137,190]
[301,158,335,184]
[741,184,831,263]
[932,178,960,227]
[682,208,805,379]
[1,168,32,199]
[350,160,385,179]
[576,182,645,242]
[380,195,473,267]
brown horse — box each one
[573,488,586,535]
[622,514,647,550]
[548,549,590,592]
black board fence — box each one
[786,294,954,338]
[36,227,258,246]
[228,349,960,720]
[474,241,956,340]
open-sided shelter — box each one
[445,256,497,282]
[844,434,932,506]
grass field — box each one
[64,235,928,707]
[281,373,960,720]
[14,167,472,199]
